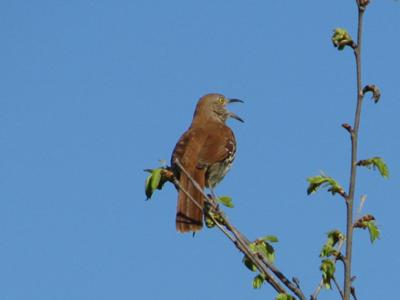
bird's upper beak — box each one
[227,98,244,123]
[228,98,244,104]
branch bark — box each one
[344,2,366,300]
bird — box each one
[171,93,243,233]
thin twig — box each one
[333,276,344,300]
[351,286,358,300]
[174,159,307,300]
[344,2,366,300]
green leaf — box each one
[216,196,234,208]
[366,220,380,243]
[144,168,167,199]
[260,235,279,243]
[250,240,275,263]
[252,274,265,289]
[320,259,336,289]
[243,256,257,272]
[320,231,344,258]
[332,28,353,50]
[357,157,389,178]
[320,245,337,258]
[204,204,216,228]
[307,174,344,196]
[276,293,295,300]
[326,230,344,247]
[151,168,162,190]
[204,215,216,228]
[145,174,153,199]
[353,214,374,228]
[264,243,275,263]
[354,216,380,243]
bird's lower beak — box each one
[228,112,244,123]
[227,98,244,122]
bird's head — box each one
[194,93,244,124]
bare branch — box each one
[351,286,358,300]
[344,2,367,299]
[333,276,345,300]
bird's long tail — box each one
[176,168,205,233]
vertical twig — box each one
[344,2,365,300]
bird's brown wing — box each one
[197,125,235,167]
[171,127,208,233]
[197,125,236,188]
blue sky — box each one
[1,1,399,299]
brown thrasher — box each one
[171,93,243,233]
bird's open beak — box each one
[227,98,244,122]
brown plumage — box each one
[171,93,243,233]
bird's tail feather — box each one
[176,169,205,233]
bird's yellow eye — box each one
[218,97,225,104]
